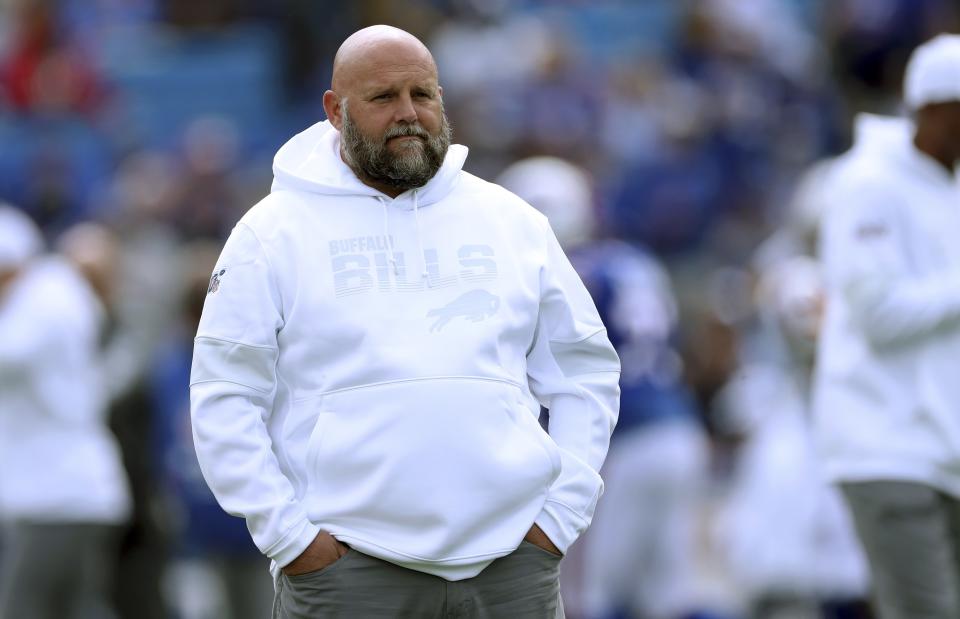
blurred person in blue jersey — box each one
[813,34,960,619]
[0,207,131,619]
[498,157,710,619]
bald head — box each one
[322,26,449,196]
[331,26,437,95]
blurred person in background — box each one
[77,152,192,619]
[674,254,870,619]
[710,356,870,619]
[747,159,870,618]
[712,253,870,618]
[57,220,172,619]
[190,25,619,618]
[151,241,273,619]
[0,0,107,118]
[498,156,710,619]
[172,116,245,241]
[813,34,960,619]
[0,207,131,619]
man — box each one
[190,26,620,618]
[813,34,960,619]
[0,208,131,618]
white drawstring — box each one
[379,192,429,282]
[412,191,429,281]
[378,197,400,275]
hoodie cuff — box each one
[534,499,591,556]
[265,517,322,568]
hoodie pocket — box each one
[300,377,563,562]
[303,413,333,486]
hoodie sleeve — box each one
[190,223,320,568]
[822,181,960,349]
[526,224,621,554]
[0,283,56,373]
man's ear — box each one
[323,90,343,130]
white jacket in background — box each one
[190,121,620,580]
[814,113,960,496]
[0,258,131,523]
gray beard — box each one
[340,101,452,192]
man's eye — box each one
[373,94,391,101]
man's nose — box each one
[393,92,418,124]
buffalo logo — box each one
[207,268,226,294]
[427,289,500,332]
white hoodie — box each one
[190,121,620,580]
[0,257,131,523]
[813,113,960,496]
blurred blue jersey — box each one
[568,239,697,436]
[151,330,260,558]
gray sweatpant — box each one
[273,540,564,618]
[841,481,960,619]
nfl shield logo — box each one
[208,269,226,294]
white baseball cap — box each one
[904,34,960,110]
[0,205,43,270]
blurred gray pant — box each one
[841,481,960,619]
[0,521,120,619]
[273,540,564,618]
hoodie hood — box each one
[271,120,469,208]
[851,113,956,182]
[851,113,913,154]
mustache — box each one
[384,124,430,141]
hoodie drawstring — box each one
[379,197,400,276]
[412,191,428,281]
[378,192,429,281]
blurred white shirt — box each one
[0,257,130,523]
[814,113,960,496]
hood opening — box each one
[270,120,468,210]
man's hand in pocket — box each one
[524,524,561,556]
[282,531,349,576]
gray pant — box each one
[0,521,120,619]
[274,541,564,618]
[841,481,960,619]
